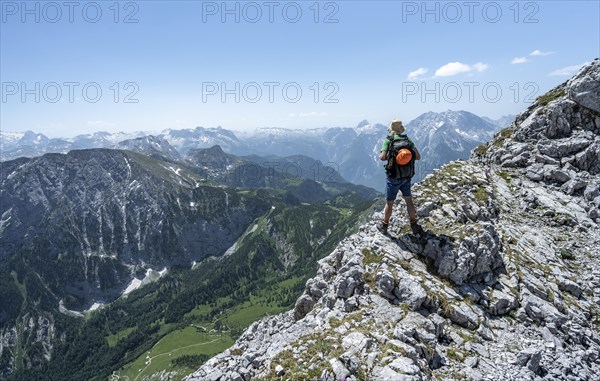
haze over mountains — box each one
[1,111,513,189]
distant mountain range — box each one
[1,111,515,189]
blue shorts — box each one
[385,177,412,201]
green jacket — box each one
[381,133,416,153]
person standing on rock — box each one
[377,119,425,236]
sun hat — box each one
[388,119,405,134]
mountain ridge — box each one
[187,59,600,380]
[1,111,508,189]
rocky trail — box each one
[187,59,600,381]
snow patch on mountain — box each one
[122,268,168,297]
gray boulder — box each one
[294,294,316,320]
[393,270,428,310]
[517,347,543,374]
[567,59,600,114]
[423,223,503,285]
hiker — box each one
[377,119,425,236]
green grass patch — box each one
[450,370,467,380]
[277,276,304,289]
[183,304,214,320]
[221,276,302,328]
[499,127,513,138]
[457,330,475,343]
[223,300,288,328]
[362,247,380,265]
[492,127,514,147]
[127,276,303,380]
[473,186,489,204]
[474,144,488,156]
[115,326,234,381]
[536,87,566,106]
[446,348,464,362]
[267,331,345,380]
[329,317,343,329]
[560,248,575,260]
[364,270,377,291]
[498,171,512,182]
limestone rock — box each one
[188,59,600,381]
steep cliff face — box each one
[0,150,275,299]
[0,314,57,379]
[188,59,600,380]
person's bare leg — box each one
[383,200,394,223]
[404,196,417,222]
[405,196,425,235]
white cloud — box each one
[530,49,555,56]
[548,62,589,77]
[407,67,428,79]
[511,57,528,64]
[435,62,471,77]
[434,62,488,77]
[472,62,488,72]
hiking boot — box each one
[410,221,425,236]
[376,221,389,234]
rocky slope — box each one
[187,59,600,380]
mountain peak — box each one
[203,144,225,154]
[116,135,181,160]
[186,144,234,166]
[355,119,370,129]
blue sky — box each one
[1,0,599,137]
